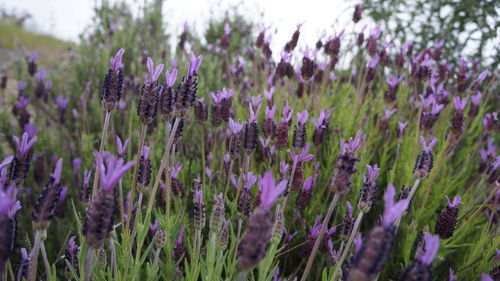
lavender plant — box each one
[0,1,498,281]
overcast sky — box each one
[1,0,357,53]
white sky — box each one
[1,0,356,53]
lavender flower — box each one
[0,192,20,274]
[159,68,178,120]
[358,164,380,212]
[292,110,308,153]
[346,184,408,281]
[10,132,38,185]
[64,237,79,278]
[353,4,362,23]
[101,48,125,111]
[399,232,439,281]
[26,51,38,76]
[137,146,152,192]
[330,130,363,193]
[171,163,185,197]
[238,171,286,269]
[193,189,205,229]
[138,57,163,124]
[32,158,63,230]
[311,108,333,145]
[116,136,130,159]
[173,226,189,262]
[435,195,461,239]
[243,104,261,155]
[175,53,202,116]
[414,135,438,178]
[384,75,403,102]
[84,154,134,248]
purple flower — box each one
[73,158,81,172]
[398,121,408,135]
[59,186,68,203]
[146,57,164,83]
[382,184,409,227]
[445,195,462,208]
[188,52,203,76]
[453,96,468,112]
[150,219,159,234]
[16,97,30,109]
[471,92,482,105]
[229,118,243,134]
[165,68,178,87]
[141,146,150,160]
[297,110,309,125]
[244,172,258,190]
[369,56,380,68]
[0,188,15,216]
[23,124,38,139]
[176,225,185,245]
[224,22,231,35]
[250,95,263,107]
[354,232,363,254]
[365,164,380,183]
[419,135,438,153]
[418,232,440,264]
[221,88,235,99]
[37,70,47,82]
[13,132,37,156]
[340,130,363,154]
[384,107,397,119]
[95,153,134,191]
[17,81,27,91]
[311,108,333,128]
[171,163,182,179]
[55,97,69,109]
[303,176,314,191]
[282,102,293,123]
[385,75,403,88]
[289,144,315,163]
[258,171,287,210]
[481,274,493,281]
[51,158,63,185]
[249,103,262,122]
[265,105,277,119]
[448,268,458,281]
[110,49,125,71]
[369,27,381,39]
[264,87,275,101]
[116,136,130,157]
[211,91,223,103]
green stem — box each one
[91,110,112,198]
[125,123,147,233]
[28,230,42,281]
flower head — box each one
[445,195,462,208]
[146,57,164,83]
[297,110,309,125]
[453,96,468,112]
[188,52,203,76]
[116,136,130,157]
[165,68,178,87]
[340,130,363,154]
[249,103,262,122]
[229,118,244,134]
[95,153,134,191]
[382,184,409,227]
[13,132,37,156]
[311,108,333,128]
[418,232,440,264]
[264,87,275,101]
[289,144,315,163]
[171,162,182,178]
[384,107,397,119]
[258,171,287,210]
[471,92,482,105]
[398,121,408,135]
[419,135,438,153]
[265,104,277,119]
[55,96,70,109]
[448,268,458,281]
[365,164,380,183]
[110,48,125,71]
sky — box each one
[1,0,356,53]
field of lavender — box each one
[0,1,498,281]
